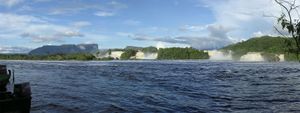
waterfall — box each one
[136,51,157,59]
[207,50,233,60]
[240,52,265,61]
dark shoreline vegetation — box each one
[157,48,209,60]
[0,47,209,61]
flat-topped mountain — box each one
[29,44,99,55]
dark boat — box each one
[0,65,31,113]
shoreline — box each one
[0,59,291,63]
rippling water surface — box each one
[1,60,300,113]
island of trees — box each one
[157,47,209,60]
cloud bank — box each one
[0,0,23,7]
[129,24,234,49]
[127,0,300,49]
[0,13,85,43]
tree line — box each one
[157,47,209,60]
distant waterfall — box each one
[240,52,265,61]
[136,51,157,59]
[207,50,233,60]
[207,51,285,62]
[278,54,285,62]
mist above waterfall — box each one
[207,50,232,60]
[136,51,157,59]
[97,48,285,62]
[207,51,285,62]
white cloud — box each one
[48,1,127,16]
[200,0,300,38]
[0,13,46,34]
[108,1,128,9]
[17,5,33,12]
[21,31,83,43]
[49,6,87,15]
[160,0,299,49]
[0,13,84,43]
[34,0,51,2]
[122,0,300,49]
[21,24,84,43]
[0,46,31,53]
[171,24,234,49]
[179,25,206,32]
[94,11,115,17]
[155,41,190,49]
[253,31,265,37]
[127,24,234,49]
[0,0,23,7]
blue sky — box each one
[0,0,293,53]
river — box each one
[1,60,300,113]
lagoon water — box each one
[1,60,300,113]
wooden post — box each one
[0,65,7,75]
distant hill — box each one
[124,46,143,51]
[29,44,99,56]
[221,36,286,54]
[221,36,297,60]
[222,36,288,53]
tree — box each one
[142,46,158,53]
[108,49,112,57]
[275,0,300,61]
[120,49,137,60]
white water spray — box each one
[207,50,233,60]
[136,51,157,59]
[240,52,265,62]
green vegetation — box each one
[120,49,138,60]
[124,46,142,51]
[48,53,96,60]
[261,53,280,62]
[0,54,29,60]
[222,36,298,61]
[275,0,300,61]
[97,56,115,61]
[141,46,158,53]
[0,53,96,61]
[222,36,287,55]
[157,47,209,60]
[109,48,125,51]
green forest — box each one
[157,47,209,60]
[222,36,297,61]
